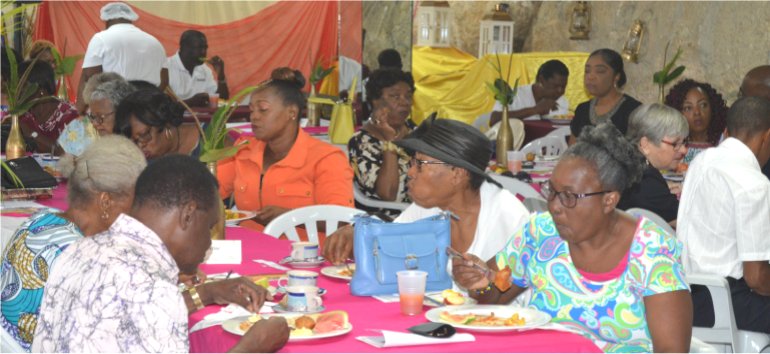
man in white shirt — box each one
[677,96,770,333]
[76,2,168,113]
[486,60,570,138]
[167,30,229,107]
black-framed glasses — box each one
[542,181,610,208]
[410,157,450,172]
[86,111,114,125]
[132,127,158,145]
[660,138,688,150]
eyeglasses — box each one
[132,127,157,145]
[541,181,610,208]
[86,111,114,125]
[660,138,688,150]
[410,157,450,172]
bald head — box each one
[741,65,770,100]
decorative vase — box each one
[307,86,320,127]
[496,106,513,170]
[56,76,69,102]
[206,161,226,240]
[5,115,26,160]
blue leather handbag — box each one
[350,213,453,296]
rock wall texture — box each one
[362,1,413,71]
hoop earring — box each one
[164,128,172,140]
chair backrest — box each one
[546,126,571,144]
[488,174,542,200]
[263,205,367,243]
[522,197,549,213]
[519,135,568,158]
[687,273,740,353]
[625,208,675,236]
[483,117,526,151]
[352,181,410,212]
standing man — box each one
[740,65,770,179]
[167,30,229,107]
[76,2,168,113]
[677,96,770,333]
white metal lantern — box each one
[479,3,515,57]
[416,1,451,47]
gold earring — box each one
[164,128,172,140]
[101,210,109,220]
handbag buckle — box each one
[404,254,418,270]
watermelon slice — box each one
[313,310,348,333]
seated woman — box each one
[217,69,353,234]
[16,61,79,154]
[348,69,415,215]
[0,136,146,351]
[617,104,688,225]
[570,49,641,142]
[665,79,728,164]
[452,123,692,352]
[324,118,530,290]
[26,40,56,68]
[116,89,202,160]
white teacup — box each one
[278,270,318,288]
[285,285,323,312]
[290,242,319,261]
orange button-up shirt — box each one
[217,129,354,237]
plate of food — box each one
[223,311,352,341]
[425,305,551,332]
[320,264,355,280]
[424,289,478,307]
[544,114,573,124]
[225,209,256,225]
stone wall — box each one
[362,1,413,71]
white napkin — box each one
[253,259,290,271]
[189,302,276,333]
[203,240,242,265]
[356,330,475,348]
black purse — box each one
[1,156,57,189]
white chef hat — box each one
[100,2,139,22]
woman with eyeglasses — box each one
[452,123,692,352]
[85,77,136,136]
[324,118,530,293]
[617,104,689,226]
[116,89,202,160]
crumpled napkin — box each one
[356,330,475,348]
[189,302,276,333]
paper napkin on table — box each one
[203,240,242,265]
[252,259,290,271]
[356,330,475,348]
[189,302,277,333]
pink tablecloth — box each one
[190,228,601,353]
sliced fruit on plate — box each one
[439,311,476,324]
[314,310,349,333]
[441,289,467,305]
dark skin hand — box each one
[489,98,559,126]
[183,277,272,314]
[185,92,211,107]
[253,205,291,226]
[322,224,354,265]
[229,317,290,353]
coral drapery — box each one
[34,1,339,101]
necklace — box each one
[589,95,626,125]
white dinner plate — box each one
[225,210,257,225]
[222,314,352,341]
[535,155,560,162]
[425,305,551,332]
[279,256,326,269]
[423,292,478,307]
[320,264,355,280]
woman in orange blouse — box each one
[217,69,354,236]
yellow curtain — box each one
[412,47,591,124]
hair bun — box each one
[269,67,306,89]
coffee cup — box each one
[278,270,318,288]
[290,242,319,261]
[285,285,323,312]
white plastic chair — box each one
[485,118,526,151]
[625,208,675,236]
[488,174,542,200]
[472,112,492,131]
[352,181,409,212]
[519,135,568,158]
[687,273,770,353]
[545,125,571,145]
[1,327,25,353]
[263,205,367,243]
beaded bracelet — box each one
[473,282,493,295]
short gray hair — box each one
[83,72,125,105]
[58,135,146,206]
[90,80,136,109]
[626,103,689,146]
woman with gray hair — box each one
[87,78,136,135]
[617,103,689,225]
[0,135,146,351]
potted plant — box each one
[485,53,519,170]
[653,42,685,103]
[307,58,334,126]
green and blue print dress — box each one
[495,212,689,352]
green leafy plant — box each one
[485,53,519,107]
[653,42,685,102]
[309,57,334,87]
[50,43,83,100]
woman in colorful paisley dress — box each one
[452,123,692,352]
[0,136,146,351]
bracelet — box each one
[188,286,204,310]
[473,282,493,295]
[382,141,397,152]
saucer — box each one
[279,256,325,269]
[272,304,325,314]
[276,287,327,297]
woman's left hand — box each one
[200,277,272,312]
[254,206,290,225]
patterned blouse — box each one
[495,212,689,352]
[19,100,79,141]
[32,214,188,352]
[682,141,713,165]
[1,211,82,351]
[348,123,413,215]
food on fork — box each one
[494,266,512,292]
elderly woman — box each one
[117,89,202,160]
[86,75,135,136]
[453,123,692,352]
[0,136,146,351]
[348,69,415,213]
[16,61,79,154]
[617,104,688,225]
[665,79,728,164]
[570,49,642,141]
[217,69,353,233]
[325,118,530,284]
